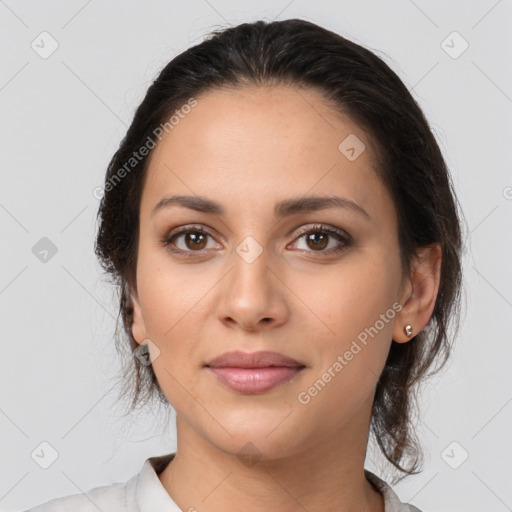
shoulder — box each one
[23,453,175,512]
[365,469,424,512]
[23,478,136,512]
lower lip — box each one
[207,366,305,394]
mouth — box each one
[204,350,306,394]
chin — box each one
[215,435,303,463]
[199,414,308,463]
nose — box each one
[215,243,289,332]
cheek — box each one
[135,246,214,386]
[294,290,394,435]
[139,265,205,411]
[136,242,200,337]
[134,289,191,406]
[293,255,398,399]
[293,253,399,340]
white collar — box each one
[131,453,421,512]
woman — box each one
[26,18,463,512]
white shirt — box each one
[24,453,422,511]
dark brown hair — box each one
[94,18,465,483]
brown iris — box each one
[185,232,208,250]
[306,232,328,250]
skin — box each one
[130,85,441,512]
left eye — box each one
[290,225,352,255]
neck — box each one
[158,403,384,512]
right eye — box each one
[160,225,221,256]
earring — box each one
[404,324,413,337]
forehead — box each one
[141,85,391,224]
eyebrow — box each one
[151,194,371,220]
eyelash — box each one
[160,223,352,258]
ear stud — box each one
[404,324,413,337]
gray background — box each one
[1,1,511,511]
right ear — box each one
[130,287,148,344]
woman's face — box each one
[131,85,411,459]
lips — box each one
[205,350,304,369]
[205,351,306,394]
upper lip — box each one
[205,350,305,369]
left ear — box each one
[393,244,442,343]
